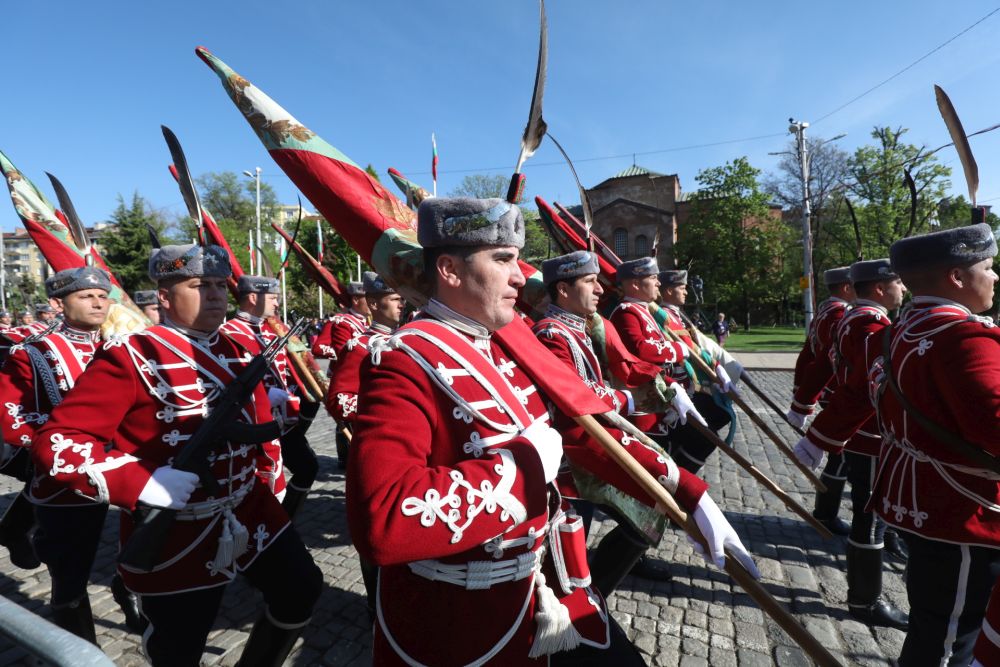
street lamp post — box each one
[789,119,814,331]
[243,167,262,274]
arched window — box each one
[613,228,628,258]
[634,234,649,258]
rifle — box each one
[118,316,308,572]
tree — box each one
[450,173,522,202]
[100,192,170,293]
[674,157,793,329]
[280,218,370,316]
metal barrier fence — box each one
[0,596,115,666]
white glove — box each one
[267,387,290,408]
[714,365,738,396]
[785,409,807,430]
[668,382,707,427]
[138,466,199,510]
[689,493,760,578]
[793,435,826,470]
[521,418,563,484]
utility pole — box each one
[0,226,6,312]
[789,119,814,331]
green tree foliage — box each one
[674,157,792,329]
[449,173,522,202]
[279,217,370,316]
[100,192,170,293]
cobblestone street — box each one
[0,362,905,666]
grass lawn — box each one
[723,326,806,352]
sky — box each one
[4,1,1000,234]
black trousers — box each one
[33,503,108,605]
[549,615,646,666]
[898,533,1000,667]
[820,450,848,485]
[140,526,323,667]
[281,401,320,491]
[844,452,884,547]
[669,392,732,472]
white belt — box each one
[408,549,541,590]
[891,436,1000,481]
[175,478,254,521]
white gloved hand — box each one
[520,418,563,484]
[267,387,290,408]
[793,435,826,470]
[785,409,807,430]
[714,365,738,396]
[668,382,707,427]
[688,493,761,578]
[138,466,199,510]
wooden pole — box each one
[576,413,843,667]
[602,410,831,540]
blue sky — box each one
[4,1,1000,233]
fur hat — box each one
[617,257,659,282]
[362,271,395,295]
[890,223,998,274]
[346,282,365,297]
[541,251,599,286]
[418,197,525,249]
[822,266,851,286]
[133,290,158,307]
[658,269,688,287]
[149,244,231,282]
[849,258,897,284]
[45,266,113,298]
[236,275,280,295]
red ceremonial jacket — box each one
[533,306,707,513]
[310,309,367,362]
[869,297,1000,547]
[791,297,851,414]
[0,323,100,505]
[31,323,290,594]
[806,300,889,457]
[326,322,393,423]
[348,304,611,665]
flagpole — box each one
[249,232,255,274]
[431,132,438,198]
[280,237,288,321]
[317,219,323,319]
[356,252,361,282]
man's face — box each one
[624,275,660,302]
[0,315,11,327]
[245,292,278,319]
[370,293,405,327]
[875,278,907,311]
[660,283,688,306]
[159,276,230,332]
[20,314,33,325]
[957,258,998,313]
[58,289,110,330]
[352,294,371,317]
[557,274,603,317]
[443,246,525,331]
[141,304,161,325]
[38,311,56,321]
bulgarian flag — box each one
[0,149,147,334]
[431,133,438,196]
[536,196,617,283]
[387,167,430,210]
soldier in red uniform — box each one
[32,244,322,667]
[0,267,114,640]
[0,310,11,328]
[533,250,756,595]
[312,280,369,468]
[133,289,161,325]
[793,258,908,629]
[609,258,705,447]
[788,267,855,535]
[348,199,757,665]
[868,224,1000,665]
[654,268,737,474]
[328,270,404,615]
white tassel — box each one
[214,517,234,571]
[229,511,250,559]
[528,571,582,658]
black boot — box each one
[630,555,673,583]
[588,524,650,597]
[51,596,98,645]
[846,544,908,630]
[335,426,350,470]
[883,528,909,564]
[236,610,307,667]
[359,556,379,623]
[111,573,147,634]
[0,493,40,570]
[813,476,850,536]
[281,487,309,519]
